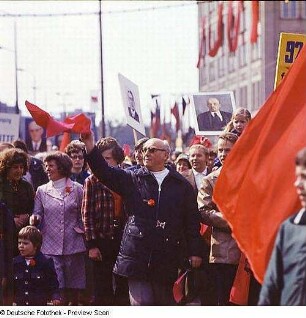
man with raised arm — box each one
[80,131,203,305]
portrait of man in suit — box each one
[26,120,47,155]
[197,97,232,131]
[127,90,140,123]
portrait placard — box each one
[190,91,236,135]
[118,73,146,136]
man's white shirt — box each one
[192,167,208,190]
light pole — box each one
[14,21,19,114]
[99,0,105,137]
[0,41,19,114]
[17,68,37,104]
[56,92,72,119]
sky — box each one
[0,0,199,127]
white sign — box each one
[190,91,236,136]
[0,112,20,143]
[118,73,146,136]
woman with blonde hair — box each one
[224,107,251,136]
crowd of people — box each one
[0,106,305,306]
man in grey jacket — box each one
[258,147,306,305]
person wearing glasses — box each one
[65,140,90,186]
[64,140,91,305]
[126,137,149,172]
[80,132,203,305]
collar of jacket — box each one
[293,208,306,225]
[14,251,44,265]
[133,166,187,182]
[44,178,75,199]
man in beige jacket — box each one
[197,132,240,305]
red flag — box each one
[25,101,91,137]
[150,95,161,138]
[229,253,250,305]
[189,135,212,148]
[213,44,306,283]
[171,102,180,132]
[161,114,171,144]
[250,1,259,44]
[173,269,191,304]
[122,144,131,157]
[208,2,223,57]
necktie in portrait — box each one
[212,114,222,128]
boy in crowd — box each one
[13,226,61,306]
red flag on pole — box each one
[59,132,71,152]
[250,1,259,44]
[171,102,180,132]
[213,44,306,283]
[150,95,161,137]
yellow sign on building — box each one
[274,32,306,89]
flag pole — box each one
[133,129,138,144]
[99,0,105,137]
[14,20,19,114]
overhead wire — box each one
[0,1,197,18]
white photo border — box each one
[118,73,146,136]
[190,91,236,136]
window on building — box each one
[239,86,248,108]
[228,53,236,73]
[208,60,216,82]
[280,0,298,19]
[251,40,261,61]
[252,81,260,111]
[218,56,225,77]
[238,43,247,67]
[301,1,306,19]
[200,68,207,87]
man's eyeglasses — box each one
[70,155,84,160]
[142,147,166,154]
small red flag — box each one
[171,102,180,132]
[213,44,306,283]
[25,101,91,138]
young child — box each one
[13,226,61,305]
[224,107,252,136]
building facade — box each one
[197,1,306,114]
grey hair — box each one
[162,140,171,154]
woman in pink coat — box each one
[30,151,86,305]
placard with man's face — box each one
[118,73,146,136]
[25,117,47,154]
[190,91,236,135]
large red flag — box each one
[25,101,91,137]
[213,44,306,283]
